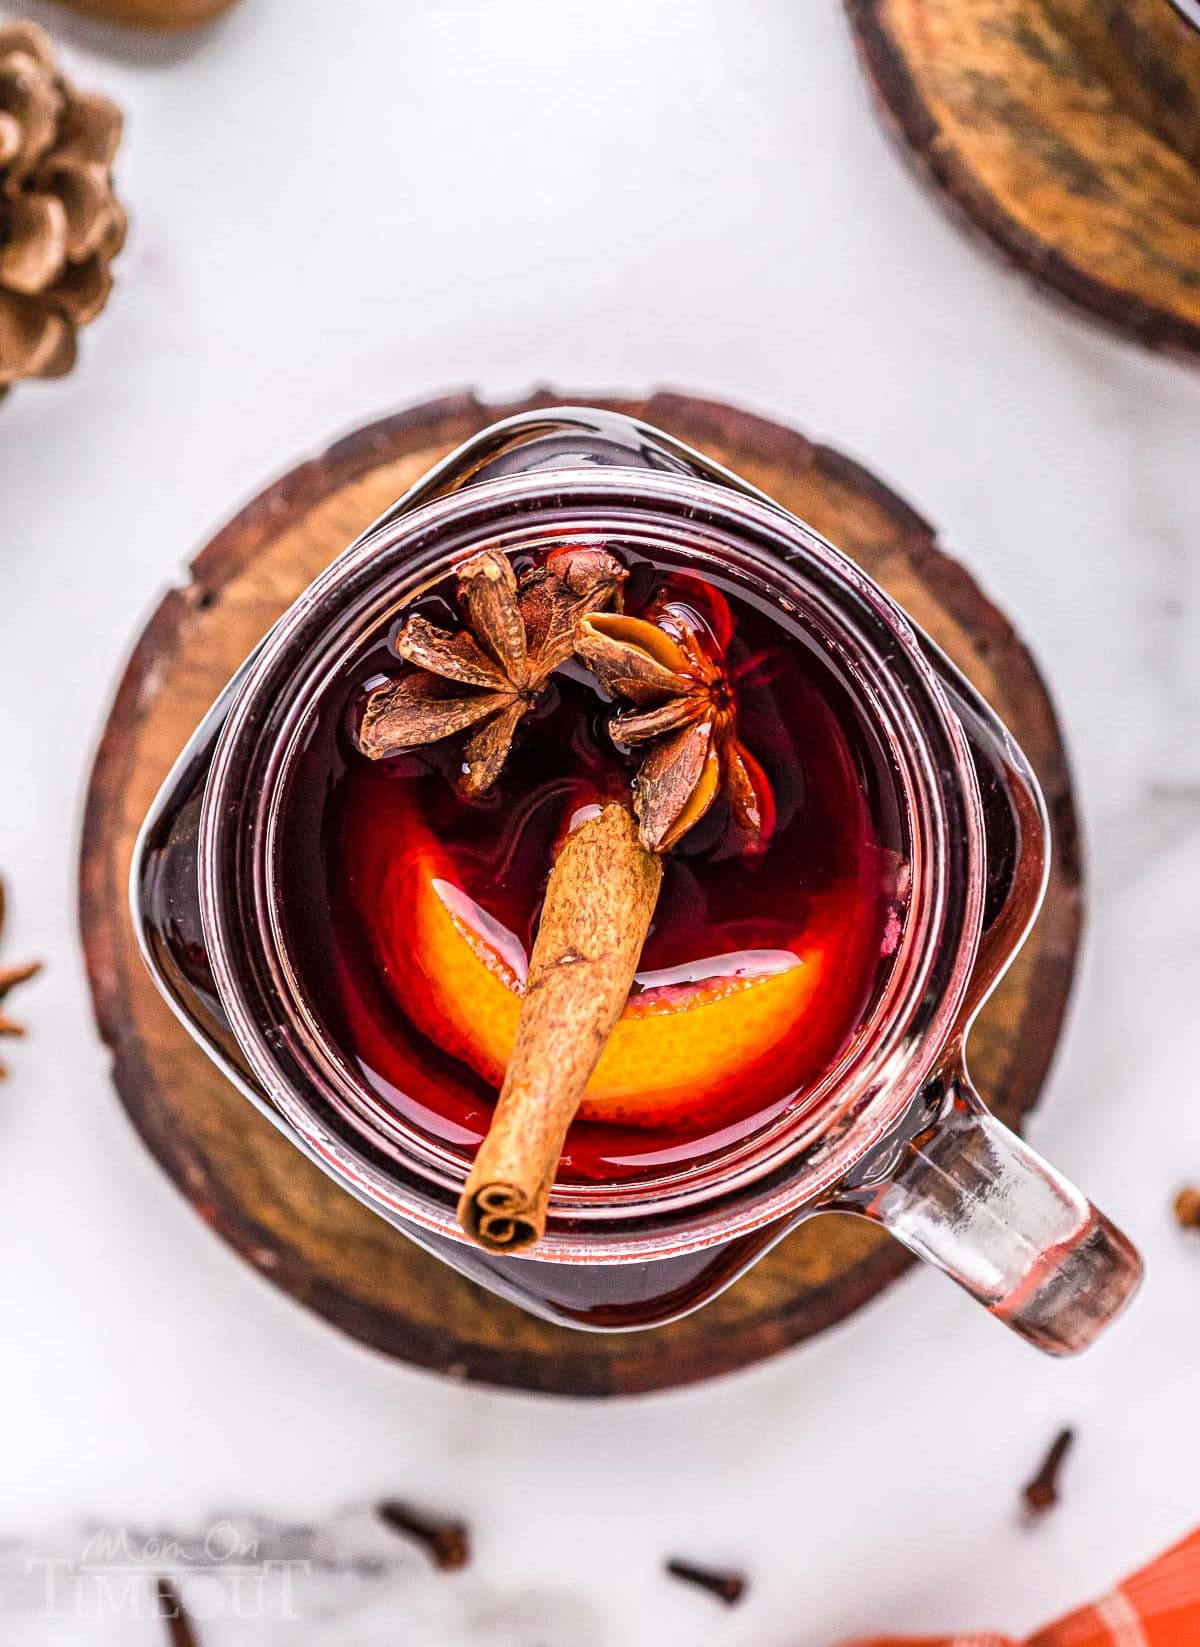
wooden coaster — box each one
[846,0,1200,361]
[79,390,1083,1396]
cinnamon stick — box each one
[457,802,662,1252]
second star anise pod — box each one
[575,603,774,853]
[359,545,625,794]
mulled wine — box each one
[133,405,1142,1348]
[274,539,911,1188]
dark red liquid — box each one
[275,542,910,1184]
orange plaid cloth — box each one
[846,1529,1200,1647]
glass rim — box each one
[198,465,986,1262]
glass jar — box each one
[133,408,1141,1353]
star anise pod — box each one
[0,879,41,1078]
[575,606,773,853]
[359,545,625,794]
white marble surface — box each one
[1,1,1198,1641]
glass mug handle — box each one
[834,1066,1142,1355]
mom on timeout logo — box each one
[29,1522,310,1622]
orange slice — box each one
[372,834,841,1129]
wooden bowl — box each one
[52,0,239,29]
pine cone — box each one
[0,21,125,397]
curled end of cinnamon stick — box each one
[459,1181,543,1253]
[457,802,662,1254]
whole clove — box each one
[376,1500,471,1570]
[0,879,41,1079]
[156,1577,200,1647]
[1023,1426,1075,1515]
[665,1558,747,1605]
[1174,1187,1200,1230]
